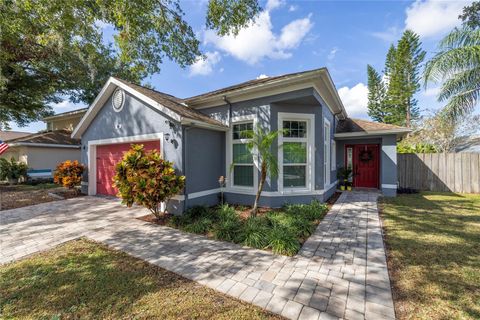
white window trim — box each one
[278,112,315,194]
[331,140,336,171]
[226,114,258,191]
[87,132,165,196]
[324,118,331,186]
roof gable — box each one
[72,77,227,139]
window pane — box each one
[283,166,306,187]
[234,166,254,186]
[347,148,353,169]
[283,120,307,138]
[233,144,253,163]
[233,122,253,140]
[283,142,306,163]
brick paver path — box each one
[0,191,395,319]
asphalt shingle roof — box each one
[7,130,80,146]
[336,118,408,134]
[113,78,227,128]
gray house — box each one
[72,68,410,214]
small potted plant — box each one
[346,181,352,191]
[337,167,352,191]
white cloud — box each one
[204,5,313,64]
[266,0,285,11]
[256,74,269,79]
[338,83,369,118]
[371,26,401,42]
[405,0,469,38]
[288,5,298,12]
[189,51,221,76]
[328,47,338,60]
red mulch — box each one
[137,214,173,226]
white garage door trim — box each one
[87,133,164,196]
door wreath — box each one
[359,149,373,162]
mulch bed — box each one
[0,185,84,211]
[137,192,342,226]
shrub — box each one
[267,226,300,256]
[241,216,269,249]
[213,218,242,242]
[53,160,85,190]
[0,158,28,183]
[212,204,242,242]
[284,200,328,221]
[113,144,185,219]
[183,217,213,234]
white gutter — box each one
[334,129,411,138]
[8,143,81,148]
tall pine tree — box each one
[367,30,426,127]
[367,65,387,122]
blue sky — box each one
[12,0,475,132]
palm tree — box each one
[238,125,283,217]
[424,27,480,119]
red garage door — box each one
[96,140,161,196]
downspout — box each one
[223,96,233,127]
[182,125,194,212]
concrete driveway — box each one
[0,192,395,320]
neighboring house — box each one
[0,108,87,178]
[455,135,480,153]
[43,108,88,131]
[3,130,81,178]
[72,68,410,214]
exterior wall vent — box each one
[112,88,125,112]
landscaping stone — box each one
[0,191,394,320]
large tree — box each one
[367,30,425,127]
[367,65,387,122]
[425,2,480,120]
[0,0,260,129]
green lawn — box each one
[381,192,480,320]
[0,239,282,320]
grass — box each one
[381,192,480,320]
[0,182,58,191]
[0,239,282,320]
[168,201,329,256]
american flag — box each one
[0,140,9,155]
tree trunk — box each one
[251,162,267,217]
[406,99,411,128]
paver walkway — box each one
[0,191,395,319]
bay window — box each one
[324,119,331,185]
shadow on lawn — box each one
[381,192,480,319]
[0,239,186,318]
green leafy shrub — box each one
[267,226,300,256]
[213,218,242,242]
[183,217,213,234]
[284,201,328,221]
[113,144,185,219]
[0,158,28,183]
[241,216,269,249]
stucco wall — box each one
[80,90,185,213]
[25,147,81,171]
[184,127,225,194]
[47,115,84,131]
[197,87,337,206]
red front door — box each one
[346,144,379,188]
[96,140,161,196]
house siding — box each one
[80,90,185,213]
[198,87,336,206]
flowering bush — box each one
[113,144,185,219]
[54,160,85,190]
